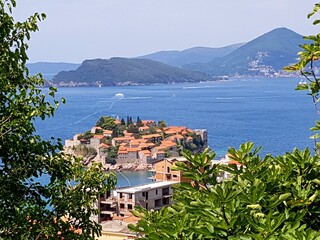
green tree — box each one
[0,1,116,239]
[130,144,320,239]
[80,130,93,140]
[284,3,320,153]
[121,118,126,125]
[129,3,320,239]
[105,146,118,165]
[136,116,143,127]
[96,116,116,130]
[158,120,167,129]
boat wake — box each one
[67,99,123,126]
[127,96,152,100]
[182,86,215,89]
[216,97,244,100]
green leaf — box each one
[295,84,309,91]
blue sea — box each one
[35,77,317,187]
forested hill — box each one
[52,58,210,86]
[183,28,306,76]
[137,43,244,67]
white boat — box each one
[298,79,307,85]
[114,93,124,98]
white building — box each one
[98,181,178,222]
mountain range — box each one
[137,43,244,68]
[182,28,305,76]
[31,27,305,86]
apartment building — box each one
[119,181,178,214]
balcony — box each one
[101,209,116,215]
[100,197,117,204]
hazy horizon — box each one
[14,0,319,63]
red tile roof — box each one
[161,141,177,147]
[118,150,128,154]
[113,136,135,141]
[103,130,113,135]
[164,130,177,135]
[138,126,149,131]
[127,148,141,152]
[156,146,168,151]
[119,146,127,151]
[228,160,242,166]
[93,135,105,139]
[156,151,165,154]
[142,134,161,139]
[98,143,110,149]
[141,120,155,124]
[124,132,134,137]
[140,150,151,156]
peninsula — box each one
[64,116,208,170]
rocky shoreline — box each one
[105,163,150,171]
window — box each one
[162,197,169,205]
[156,189,158,195]
[106,190,111,198]
[128,204,133,210]
[155,199,162,207]
[167,167,170,173]
[162,187,169,196]
[142,191,149,200]
[173,174,178,178]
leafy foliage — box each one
[130,144,320,239]
[284,3,320,153]
[0,1,116,239]
[157,120,167,129]
[96,116,116,130]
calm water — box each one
[36,77,317,186]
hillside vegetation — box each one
[138,43,244,67]
[183,28,306,76]
[53,58,210,86]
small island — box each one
[64,116,208,170]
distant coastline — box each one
[48,76,229,88]
[44,74,300,88]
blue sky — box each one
[14,0,320,63]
